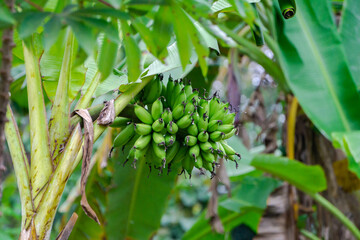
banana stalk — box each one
[23,38,52,208]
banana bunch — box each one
[111,75,241,177]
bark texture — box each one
[0,0,15,183]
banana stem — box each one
[309,192,360,239]
[75,70,102,110]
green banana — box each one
[167,121,179,134]
[198,131,209,143]
[203,161,214,173]
[184,102,195,115]
[134,104,153,124]
[165,77,175,107]
[133,134,152,150]
[220,140,241,158]
[217,124,234,134]
[197,114,209,131]
[113,123,135,147]
[182,153,194,176]
[184,83,192,96]
[172,102,185,120]
[192,112,200,124]
[185,135,197,146]
[199,100,209,117]
[143,75,163,104]
[187,122,199,136]
[194,154,204,170]
[153,132,165,145]
[177,114,192,129]
[110,117,131,128]
[152,118,165,132]
[165,134,176,147]
[173,89,187,109]
[189,144,200,160]
[207,120,222,132]
[171,80,182,108]
[133,145,149,168]
[166,141,180,164]
[201,150,216,163]
[223,112,236,124]
[200,142,213,153]
[134,123,152,135]
[161,108,173,124]
[223,128,236,140]
[152,141,166,168]
[210,131,225,141]
[209,107,226,122]
[151,97,163,120]
[209,96,220,118]
[170,145,188,165]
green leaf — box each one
[275,0,360,138]
[132,17,158,56]
[72,8,130,20]
[43,15,62,51]
[18,12,50,39]
[211,0,233,13]
[105,146,181,240]
[332,131,360,178]
[67,18,95,56]
[121,20,141,82]
[183,176,280,239]
[172,5,193,70]
[339,0,360,88]
[0,5,16,28]
[97,35,118,80]
[251,155,327,194]
[152,6,173,60]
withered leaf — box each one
[75,109,100,225]
[97,99,115,125]
[56,213,78,240]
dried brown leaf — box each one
[75,109,100,225]
[56,213,78,240]
[97,99,115,125]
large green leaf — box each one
[251,155,327,194]
[18,12,50,39]
[152,5,173,59]
[105,146,181,240]
[339,0,360,88]
[183,176,281,239]
[276,0,360,138]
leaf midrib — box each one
[296,9,351,132]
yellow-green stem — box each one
[23,39,52,208]
[5,105,33,229]
[49,29,74,162]
[75,70,101,109]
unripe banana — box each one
[185,135,197,146]
[161,108,173,124]
[165,134,176,147]
[182,153,194,176]
[223,112,236,124]
[110,117,131,128]
[165,77,175,107]
[125,147,136,166]
[197,114,209,131]
[223,128,236,139]
[173,89,187,109]
[201,150,216,163]
[177,114,192,129]
[199,142,213,153]
[133,145,149,168]
[143,75,163,104]
[171,145,188,165]
[113,123,135,147]
[134,123,152,135]
[220,140,241,158]
[184,83,193,97]
[152,141,166,168]
[184,102,195,115]
[199,100,209,117]
[134,104,153,124]
[207,120,222,132]
[171,80,182,108]
[172,102,185,120]
[198,131,209,143]
[167,121,179,134]
[209,107,226,122]
[147,146,163,168]
[203,161,214,173]
[192,112,200,124]
[152,118,165,132]
[210,131,225,142]
[151,97,163,120]
[133,134,152,150]
[186,91,200,105]
[187,122,199,136]
[217,141,225,156]
[209,96,221,118]
[166,141,180,163]
[153,132,165,146]
[217,124,234,134]
[189,144,200,160]
[194,154,204,169]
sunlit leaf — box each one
[43,15,62,51]
[152,5,173,60]
[18,12,50,39]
